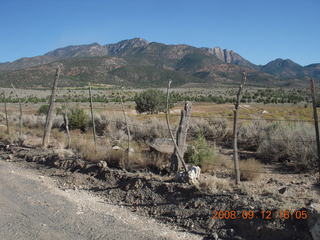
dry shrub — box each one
[125,149,169,173]
[130,117,169,142]
[71,137,108,162]
[188,118,228,142]
[198,175,232,193]
[21,114,63,129]
[127,152,148,170]
[0,129,18,144]
[70,136,125,167]
[257,122,316,171]
[22,115,45,128]
[105,150,124,168]
[51,129,67,148]
[238,120,268,150]
[239,158,264,181]
[92,113,110,136]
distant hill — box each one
[0,38,318,88]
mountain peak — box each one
[261,58,303,78]
[205,46,257,69]
[105,38,150,56]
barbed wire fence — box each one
[1,72,319,181]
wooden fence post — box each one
[42,66,60,148]
[89,83,97,146]
[233,72,247,185]
[165,80,189,174]
[310,78,320,180]
[63,101,71,149]
[11,84,22,139]
[119,91,130,169]
[3,91,10,134]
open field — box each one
[3,101,315,122]
[1,87,319,239]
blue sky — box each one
[0,0,319,65]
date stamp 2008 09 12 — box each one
[211,209,309,220]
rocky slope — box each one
[0,38,319,87]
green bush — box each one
[134,89,169,114]
[185,135,217,169]
[37,104,49,115]
[69,108,88,131]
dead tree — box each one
[119,90,130,169]
[165,80,189,174]
[233,72,247,185]
[11,84,22,138]
[88,83,97,145]
[42,66,61,148]
[310,78,320,180]
[3,91,10,134]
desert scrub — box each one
[237,120,269,151]
[188,118,228,142]
[21,114,63,129]
[239,158,264,181]
[130,117,169,142]
[257,122,316,171]
[185,135,219,172]
[90,113,110,136]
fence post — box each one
[63,101,71,149]
[233,72,247,185]
[11,84,23,139]
[89,83,97,146]
[165,80,188,174]
[119,91,130,169]
[310,78,320,180]
[3,91,10,134]
[42,66,60,148]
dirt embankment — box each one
[0,143,315,240]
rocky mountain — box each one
[204,47,259,69]
[260,58,304,78]
[0,38,319,87]
[0,38,151,71]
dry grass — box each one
[70,137,109,162]
[0,128,18,144]
[239,158,264,181]
[198,175,233,193]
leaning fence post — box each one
[233,72,247,185]
[11,84,23,139]
[3,91,10,134]
[42,66,61,148]
[165,80,188,174]
[310,78,320,180]
[119,90,130,169]
[89,83,97,146]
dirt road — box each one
[0,160,201,240]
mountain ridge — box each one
[0,38,319,87]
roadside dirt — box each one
[0,144,316,239]
[0,160,201,240]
